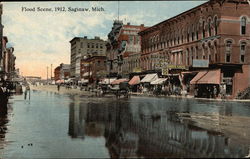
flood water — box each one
[0,90,250,158]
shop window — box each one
[240,42,246,63]
[241,17,247,35]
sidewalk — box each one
[130,92,250,102]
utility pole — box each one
[51,64,52,80]
[47,66,48,84]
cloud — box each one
[2,1,206,79]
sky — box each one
[2,1,207,79]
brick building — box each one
[81,55,107,84]
[69,36,106,80]
[106,21,146,78]
[54,63,70,81]
[138,0,250,98]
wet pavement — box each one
[0,89,250,158]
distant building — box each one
[54,63,70,81]
[69,36,107,80]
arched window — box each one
[225,40,232,63]
[187,28,190,42]
[192,24,195,41]
[208,19,212,37]
[202,21,206,38]
[186,49,190,65]
[214,16,218,35]
[240,42,246,63]
[241,17,247,35]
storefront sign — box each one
[133,67,142,73]
[167,64,187,70]
[192,59,209,68]
[162,68,169,75]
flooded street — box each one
[0,90,250,158]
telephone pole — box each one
[51,64,52,80]
[47,66,48,84]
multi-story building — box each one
[81,55,107,84]
[69,36,106,80]
[54,63,70,81]
[106,21,147,78]
[0,3,3,75]
[54,66,60,81]
[139,0,250,98]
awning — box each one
[111,78,129,85]
[190,69,221,85]
[83,72,92,77]
[141,73,158,83]
[129,76,140,85]
[99,78,117,84]
[150,78,167,85]
[56,79,64,84]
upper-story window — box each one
[241,17,247,35]
[208,19,212,37]
[225,40,232,63]
[192,25,195,41]
[214,16,218,35]
[240,42,246,63]
[129,35,134,44]
[202,21,206,38]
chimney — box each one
[127,22,130,25]
[141,24,144,27]
[84,36,87,39]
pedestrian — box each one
[57,84,60,91]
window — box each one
[81,42,83,48]
[129,36,134,44]
[192,25,194,41]
[196,46,199,59]
[187,32,190,42]
[202,21,206,38]
[100,44,103,49]
[240,42,246,63]
[225,40,232,63]
[186,49,189,65]
[208,19,212,37]
[196,31,199,40]
[87,43,90,48]
[241,17,247,35]
[96,44,98,48]
[214,17,218,35]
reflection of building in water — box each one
[68,100,87,139]
[84,99,249,158]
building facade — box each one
[69,36,106,80]
[139,0,250,98]
[81,55,107,84]
[0,3,3,74]
[54,63,70,81]
[106,21,146,78]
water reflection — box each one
[78,97,250,158]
